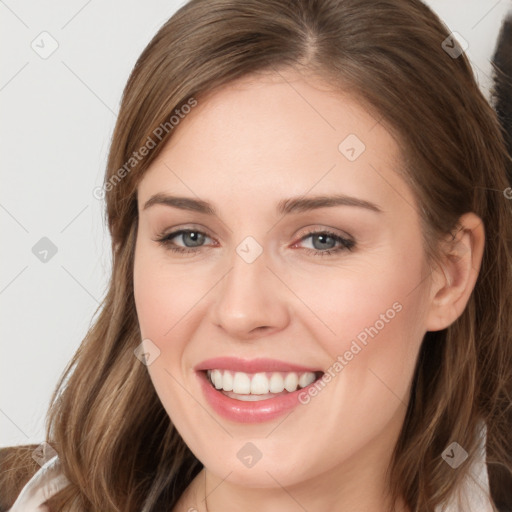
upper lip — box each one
[194,357,323,374]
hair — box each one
[491,12,512,187]
[3,1,512,511]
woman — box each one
[2,0,512,511]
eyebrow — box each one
[142,193,383,215]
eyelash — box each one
[154,228,355,257]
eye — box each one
[154,229,214,254]
[154,228,355,257]
[293,229,355,257]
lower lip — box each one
[196,370,318,423]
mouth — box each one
[201,369,325,402]
[194,358,326,422]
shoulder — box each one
[0,444,42,511]
[436,421,498,512]
[0,444,69,512]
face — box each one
[133,69,434,492]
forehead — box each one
[137,70,413,215]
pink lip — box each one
[194,357,322,374]
[194,357,324,423]
[196,370,321,423]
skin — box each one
[132,68,485,512]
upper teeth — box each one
[206,370,317,394]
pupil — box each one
[185,231,204,247]
[314,234,334,250]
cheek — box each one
[292,239,428,403]
[133,257,168,342]
[133,246,200,346]
[292,244,427,350]
[133,248,202,429]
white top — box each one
[6,453,70,512]
[7,423,495,511]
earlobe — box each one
[425,212,485,332]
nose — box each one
[208,244,291,339]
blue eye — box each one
[297,230,355,256]
[155,230,212,254]
[154,229,355,256]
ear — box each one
[425,212,485,332]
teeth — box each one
[222,370,233,391]
[269,372,284,393]
[211,369,223,390]
[233,372,251,394]
[206,369,317,395]
[299,372,315,388]
[251,373,268,394]
[284,373,298,392]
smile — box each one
[206,369,323,400]
[195,357,325,422]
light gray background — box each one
[1,0,511,448]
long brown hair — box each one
[12,0,512,510]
